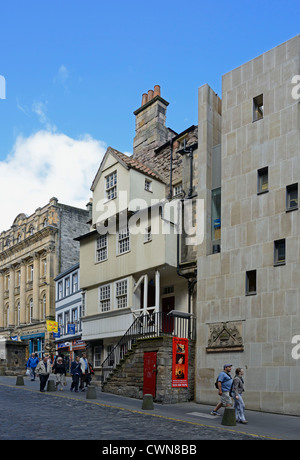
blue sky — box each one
[0,0,299,230]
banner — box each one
[46,320,58,333]
[172,337,188,388]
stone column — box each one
[0,270,4,329]
[32,253,40,322]
[45,244,55,319]
[20,260,26,324]
[8,266,15,326]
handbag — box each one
[26,368,31,376]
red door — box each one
[143,352,157,397]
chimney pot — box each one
[154,85,161,97]
[148,89,154,101]
[141,93,148,106]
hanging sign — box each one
[46,320,58,333]
[172,337,188,388]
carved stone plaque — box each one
[206,321,244,353]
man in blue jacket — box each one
[26,353,40,381]
[211,364,233,416]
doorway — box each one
[162,296,175,333]
[143,351,157,397]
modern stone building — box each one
[196,35,300,415]
[0,197,90,360]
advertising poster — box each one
[172,337,188,388]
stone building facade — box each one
[0,197,89,360]
[196,35,300,415]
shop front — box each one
[20,332,45,360]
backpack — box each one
[215,372,234,393]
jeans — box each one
[234,393,246,422]
[29,367,36,380]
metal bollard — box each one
[142,394,154,410]
[221,407,236,426]
[47,379,56,392]
[86,386,97,399]
[16,375,24,386]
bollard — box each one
[16,375,24,386]
[86,386,97,399]
[142,394,154,410]
[47,379,56,392]
[221,407,236,426]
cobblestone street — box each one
[0,377,267,442]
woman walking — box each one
[232,367,248,424]
[53,356,67,391]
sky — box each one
[0,0,299,232]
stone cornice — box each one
[0,225,58,264]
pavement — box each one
[0,375,299,440]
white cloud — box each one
[0,130,106,232]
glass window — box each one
[286,184,298,211]
[115,279,128,309]
[253,94,264,121]
[106,171,117,200]
[99,284,111,312]
[118,226,130,254]
[212,188,221,241]
[274,239,286,265]
[96,235,108,262]
[258,167,268,194]
[246,270,256,295]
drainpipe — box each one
[168,137,174,200]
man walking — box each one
[26,353,39,381]
[211,364,233,416]
[79,352,90,391]
[35,355,52,392]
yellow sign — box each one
[46,320,58,333]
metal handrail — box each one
[101,311,196,382]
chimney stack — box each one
[133,84,169,162]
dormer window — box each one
[106,171,117,200]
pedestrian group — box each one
[211,364,248,424]
[26,352,94,393]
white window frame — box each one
[105,170,117,201]
[99,284,111,312]
[65,277,70,297]
[173,182,183,197]
[58,281,63,300]
[72,272,78,292]
[145,178,152,192]
[96,234,108,262]
[117,226,130,255]
[115,278,128,309]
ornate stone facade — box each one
[0,197,89,359]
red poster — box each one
[172,337,188,388]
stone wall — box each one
[102,336,195,404]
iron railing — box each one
[101,311,196,382]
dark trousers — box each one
[71,374,80,391]
[80,373,91,389]
[39,374,49,391]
